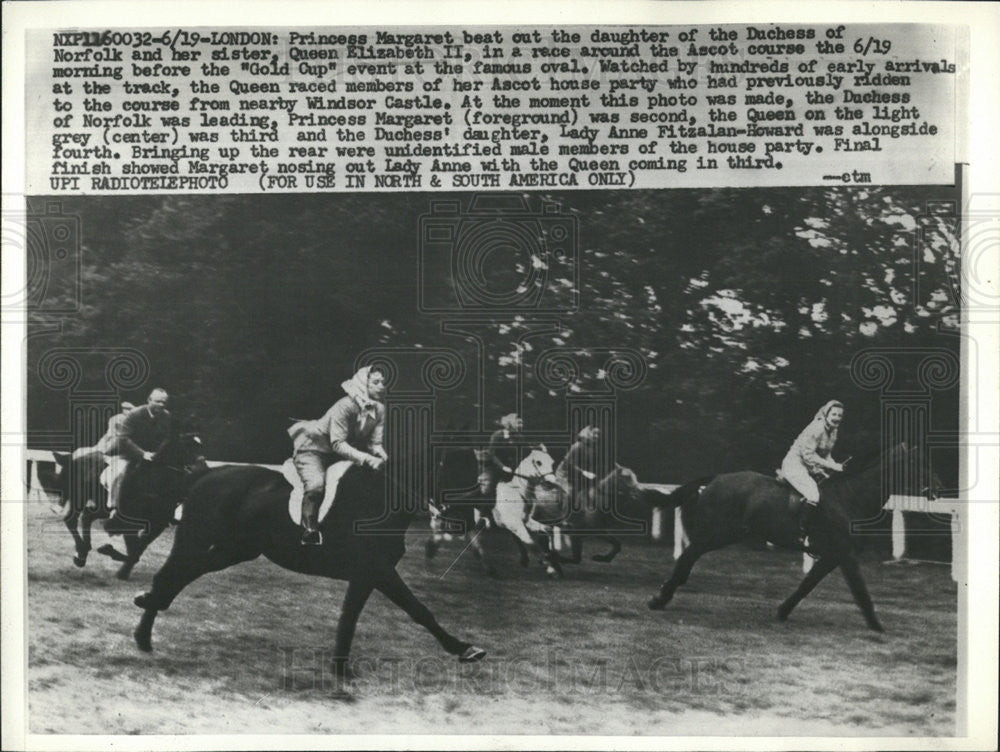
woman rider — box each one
[781,400,845,541]
[288,366,387,545]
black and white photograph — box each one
[3,3,998,750]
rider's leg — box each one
[294,451,326,545]
[106,457,129,518]
[782,458,821,539]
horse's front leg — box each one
[525,517,563,577]
[373,567,485,663]
[332,578,374,681]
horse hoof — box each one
[869,622,885,633]
[116,567,133,581]
[519,558,529,568]
[459,645,486,663]
[776,610,789,622]
[590,554,612,563]
[133,629,153,653]
[72,555,86,568]
[647,597,667,611]
[332,660,360,681]
[545,566,562,580]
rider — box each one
[555,425,602,512]
[105,390,173,515]
[72,400,135,462]
[288,366,387,545]
[781,400,846,541]
[480,413,522,498]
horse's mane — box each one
[822,442,909,518]
[835,442,908,479]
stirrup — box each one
[301,528,323,546]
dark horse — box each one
[646,443,925,631]
[133,458,487,676]
[52,433,205,579]
[424,446,530,577]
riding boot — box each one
[301,490,323,546]
[799,502,820,544]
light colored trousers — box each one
[780,456,821,505]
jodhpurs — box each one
[781,456,821,505]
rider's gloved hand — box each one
[830,461,845,472]
[364,454,384,471]
[142,451,155,462]
[502,465,513,474]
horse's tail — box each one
[645,476,714,509]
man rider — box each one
[555,425,602,513]
[480,413,522,499]
[105,389,173,515]
[72,400,134,463]
[288,366,387,545]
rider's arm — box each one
[798,423,840,471]
[370,407,387,460]
[486,431,507,469]
[327,399,374,465]
[110,410,147,462]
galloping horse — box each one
[645,443,928,631]
[424,446,530,577]
[52,433,205,579]
[132,455,486,677]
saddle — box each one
[283,459,353,526]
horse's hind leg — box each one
[776,556,838,621]
[839,555,884,632]
[647,542,708,610]
[64,509,87,567]
[591,535,621,563]
[374,567,485,663]
[332,578,375,680]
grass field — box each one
[25,499,957,737]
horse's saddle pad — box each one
[284,459,353,526]
[774,469,806,514]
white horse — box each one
[493,447,565,577]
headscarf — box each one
[812,401,844,444]
[578,425,600,442]
[499,413,521,431]
[342,366,381,412]
[121,401,135,412]
[813,400,844,424]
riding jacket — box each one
[783,418,839,479]
[289,395,385,465]
[107,406,173,462]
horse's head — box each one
[515,446,556,485]
[607,462,641,499]
[152,432,205,471]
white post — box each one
[673,507,688,560]
[651,507,664,541]
[891,508,907,560]
[552,526,564,552]
[950,506,963,584]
